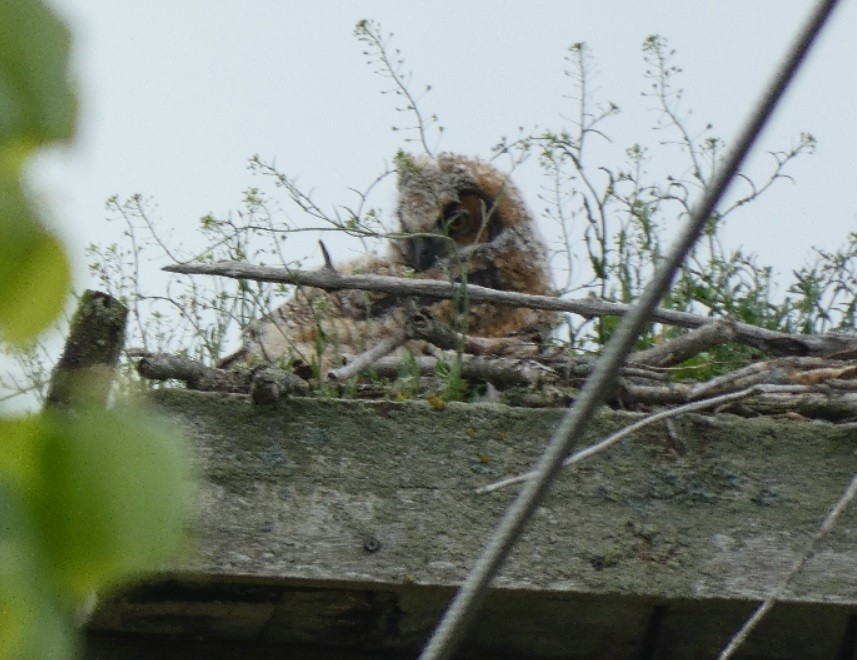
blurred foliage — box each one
[0,2,194,658]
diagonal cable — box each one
[418,1,843,658]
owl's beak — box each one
[407,235,448,271]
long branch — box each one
[164,260,857,357]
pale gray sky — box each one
[30,1,857,296]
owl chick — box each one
[225,153,557,374]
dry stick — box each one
[626,317,737,367]
[162,261,857,358]
[369,354,557,389]
[723,389,857,422]
[688,359,789,399]
[688,355,854,399]
[327,329,409,381]
[408,309,538,356]
[248,366,311,404]
[137,353,251,392]
[829,379,857,391]
[622,381,857,417]
[619,382,688,406]
[476,386,763,495]
[326,311,520,382]
[136,353,310,398]
[718,470,857,659]
[418,3,840,657]
[318,240,336,271]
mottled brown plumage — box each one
[229,153,558,374]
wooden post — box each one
[45,289,128,410]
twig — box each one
[370,354,558,389]
[718,468,857,659]
[720,388,857,421]
[787,363,857,385]
[618,382,688,406]
[475,386,762,495]
[369,354,439,378]
[688,356,855,400]
[163,260,857,358]
[327,312,539,382]
[319,240,336,271]
[138,354,253,393]
[137,353,309,399]
[249,366,311,404]
[828,379,857,391]
[327,330,409,381]
[626,318,737,367]
[408,309,540,356]
[688,362,788,400]
[367,351,670,391]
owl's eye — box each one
[441,203,471,237]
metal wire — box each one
[418,1,843,657]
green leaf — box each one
[0,178,71,343]
[0,416,46,491]
[0,481,75,660]
[37,408,195,596]
[0,0,77,147]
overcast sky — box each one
[30,1,857,298]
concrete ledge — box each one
[86,389,857,658]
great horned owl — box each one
[225,153,557,374]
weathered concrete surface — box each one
[87,389,857,658]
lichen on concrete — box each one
[149,388,857,604]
